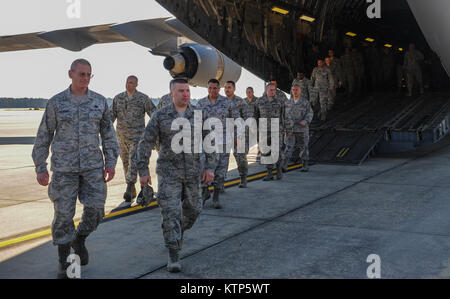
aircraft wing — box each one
[0,17,208,55]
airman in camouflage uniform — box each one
[111,76,156,204]
[196,79,239,209]
[282,82,314,172]
[32,59,119,278]
[244,87,260,160]
[262,81,289,103]
[157,93,172,110]
[244,86,259,118]
[135,78,216,273]
[311,59,334,121]
[254,83,285,181]
[225,81,251,188]
[324,58,338,111]
[328,50,343,93]
[404,43,424,96]
[341,47,356,97]
[291,72,313,101]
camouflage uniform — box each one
[254,95,285,172]
[404,49,424,95]
[324,65,337,110]
[157,93,172,110]
[283,96,314,163]
[196,95,239,190]
[310,66,334,120]
[134,103,216,250]
[110,90,155,184]
[340,53,356,96]
[275,89,288,103]
[32,87,119,245]
[263,89,289,103]
[244,96,259,119]
[228,95,251,178]
[291,78,313,101]
[245,96,260,145]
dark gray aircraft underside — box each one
[157,0,450,162]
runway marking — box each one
[0,163,302,249]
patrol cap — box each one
[136,185,155,207]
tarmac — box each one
[1,109,450,278]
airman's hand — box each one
[140,175,152,186]
[104,167,115,182]
[37,171,49,186]
[202,170,214,184]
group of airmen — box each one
[294,42,425,122]
[31,58,314,278]
[32,41,425,278]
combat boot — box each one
[167,248,181,273]
[300,160,309,172]
[276,163,283,180]
[57,243,71,279]
[71,233,89,266]
[212,188,222,209]
[239,176,247,188]
[123,183,136,203]
[263,170,274,181]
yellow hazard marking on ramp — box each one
[0,163,303,248]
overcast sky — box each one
[0,0,266,99]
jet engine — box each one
[163,43,241,87]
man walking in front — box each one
[135,78,215,272]
[32,59,119,278]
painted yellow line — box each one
[0,202,158,249]
[0,163,304,248]
[0,221,79,248]
[341,147,350,157]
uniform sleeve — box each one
[100,101,120,169]
[136,112,159,177]
[280,100,286,132]
[145,95,156,117]
[284,103,293,133]
[110,95,118,124]
[241,100,251,120]
[156,98,163,110]
[254,99,260,121]
[202,109,217,172]
[304,102,314,124]
[31,100,57,174]
[230,101,245,139]
[327,69,335,88]
[311,69,316,86]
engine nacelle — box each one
[163,43,241,87]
